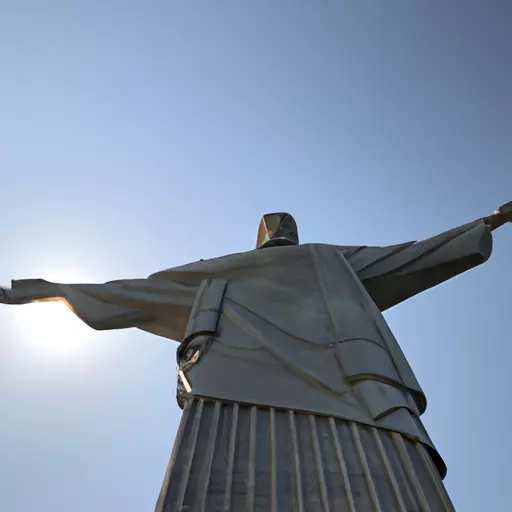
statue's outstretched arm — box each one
[346,201,511,311]
[0,277,197,341]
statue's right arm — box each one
[0,277,197,341]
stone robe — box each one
[5,219,492,478]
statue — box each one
[1,202,511,511]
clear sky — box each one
[0,2,510,511]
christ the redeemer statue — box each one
[2,203,511,511]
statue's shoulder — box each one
[149,244,363,282]
[149,249,263,280]
[300,242,366,255]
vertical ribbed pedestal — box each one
[156,398,454,512]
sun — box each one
[10,300,94,353]
[15,301,94,352]
[7,270,97,354]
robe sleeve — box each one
[343,219,493,311]
[7,277,197,342]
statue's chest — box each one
[221,244,387,347]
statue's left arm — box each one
[346,201,511,311]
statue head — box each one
[257,213,299,249]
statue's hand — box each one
[0,286,11,304]
[485,201,512,230]
[0,285,23,305]
[493,201,512,222]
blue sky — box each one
[0,2,510,510]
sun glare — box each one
[10,301,94,353]
[8,271,97,354]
